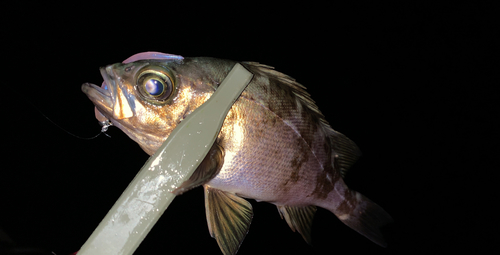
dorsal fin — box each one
[243,62,361,177]
[242,62,325,120]
[330,131,361,177]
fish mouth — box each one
[81,68,115,122]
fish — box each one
[81,52,392,255]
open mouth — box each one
[82,82,110,98]
[81,69,115,122]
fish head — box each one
[82,57,219,155]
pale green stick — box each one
[77,63,253,255]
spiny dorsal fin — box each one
[204,186,253,255]
[242,62,325,122]
[277,205,317,244]
[172,142,224,195]
[243,62,361,177]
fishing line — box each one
[33,106,112,139]
[7,84,109,139]
[5,82,112,139]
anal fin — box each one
[204,186,253,255]
[277,205,317,244]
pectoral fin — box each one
[172,143,224,195]
[204,186,253,255]
[277,205,317,244]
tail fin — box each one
[335,191,393,247]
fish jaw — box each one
[81,63,142,143]
[81,81,113,122]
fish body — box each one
[82,52,392,255]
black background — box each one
[2,2,499,254]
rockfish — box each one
[81,52,392,255]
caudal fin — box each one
[335,191,393,247]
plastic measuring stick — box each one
[77,63,253,255]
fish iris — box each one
[144,78,164,96]
[136,70,174,103]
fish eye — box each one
[144,78,165,96]
[136,70,174,103]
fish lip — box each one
[81,65,119,117]
[81,81,113,118]
[81,82,110,98]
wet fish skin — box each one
[82,53,392,255]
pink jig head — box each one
[95,52,184,130]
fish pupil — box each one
[145,79,164,96]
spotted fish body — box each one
[82,52,392,255]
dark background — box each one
[2,2,498,254]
